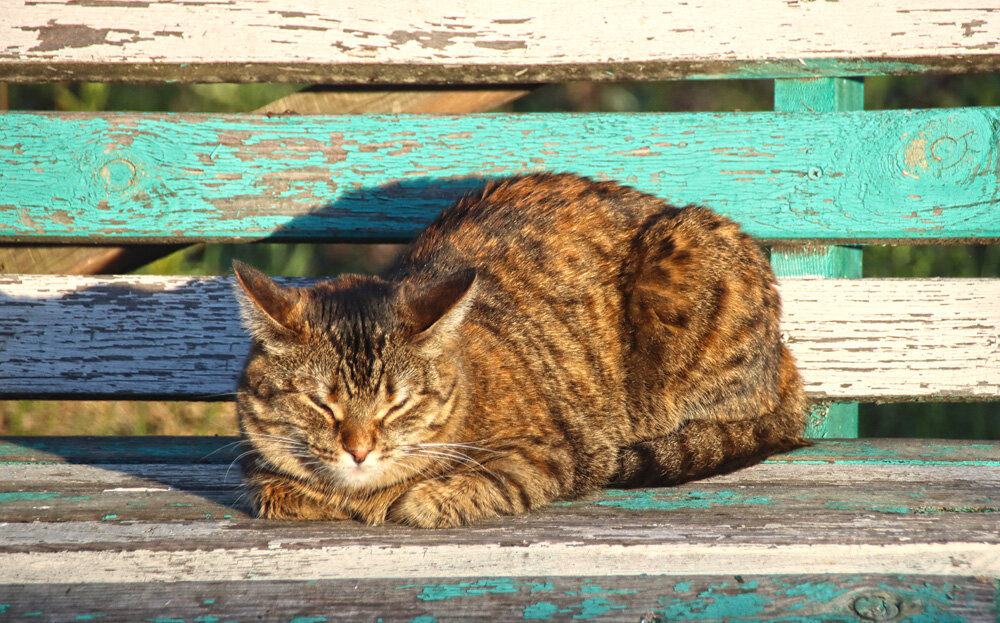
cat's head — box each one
[232,259,477,491]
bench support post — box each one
[772,77,863,438]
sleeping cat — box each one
[234,173,806,528]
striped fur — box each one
[235,173,806,527]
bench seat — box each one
[3,2,1000,618]
[1,437,997,619]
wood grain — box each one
[254,86,531,115]
[5,436,997,465]
[3,1,1000,83]
[771,78,866,438]
[0,87,529,276]
[0,245,181,275]
[0,438,996,594]
[1,276,996,400]
[0,575,994,621]
[2,110,999,243]
[2,461,998,522]
[2,519,998,582]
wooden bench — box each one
[2,2,999,619]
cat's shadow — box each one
[268,174,500,243]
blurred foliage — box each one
[1,400,235,436]
[138,242,403,278]
[4,74,998,437]
[861,402,1000,439]
[9,82,303,112]
[865,244,1000,278]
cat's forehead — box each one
[303,276,399,394]
[307,275,398,328]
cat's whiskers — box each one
[390,450,456,483]
[230,485,255,512]
[400,447,500,480]
[225,448,261,480]
[225,435,307,480]
[200,438,246,461]
[416,442,502,454]
[409,448,478,464]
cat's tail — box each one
[612,348,809,487]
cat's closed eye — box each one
[380,393,422,427]
[301,394,343,422]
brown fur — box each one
[234,173,806,528]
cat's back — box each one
[382,174,674,428]
[386,173,667,283]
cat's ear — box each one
[232,259,306,340]
[401,268,477,347]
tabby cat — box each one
[234,173,806,528]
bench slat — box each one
[2,276,997,401]
[5,519,998,581]
[3,1,1000,83]
[2,110,999,244]
[1,439,998,582]
[1,463,996,523]
[6,436,998,465]
[0,575,995,621]
[2,438,996,616]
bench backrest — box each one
[2,2,998,439]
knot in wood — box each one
[100,157,137,193]
[930,136,962,168]
[852,591,902,621]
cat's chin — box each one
[325,462,394,491]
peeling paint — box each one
[2,110,998,244]
[596,489,772,511]
[0,491,58,503]
[399,579,553,601]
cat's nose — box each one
[344,446,370,464]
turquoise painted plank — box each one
[1,110,998,243]
[0,575,993,621]
[770,246,862,279]
[771,78,865,439]
[802,402,859,438]
[773,77,864,113]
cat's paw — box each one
[388,480,474,528]
[252,480,349,520]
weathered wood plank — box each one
[5,494,999,551]
[2,462,998,522]
[2,276,997,400]
[254,86,531,115]
[0,88,530,277]
[771,78,866,439]
[2,110,999,244]
[6,437,998,466]
[5,436,998,466]
[3,1,1000,83]
[2,521,998,582]
[0,439,996,588]
[0,245,181,275]
[0,575,994,621]
[0,436,241,464]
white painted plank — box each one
[2,1,1000,82]
[777,278,1000,401]
[2,539,997,583]
[1,276,997,400]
